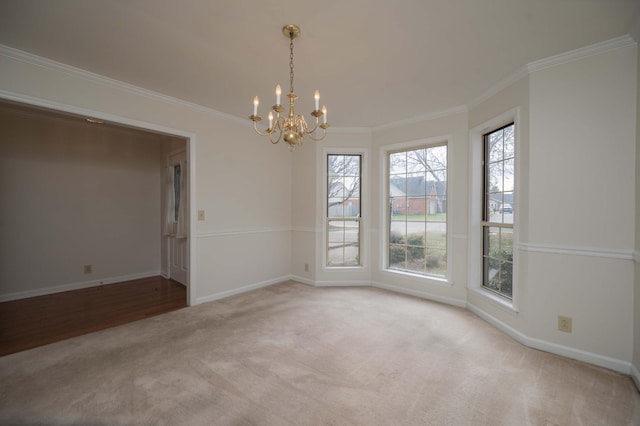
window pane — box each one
[504,126,515,159]
[388,143,447,277]
[389,152,407,175]
[482,123,515,299]
[427,145,447,171]
[489,131,504,162]
[389,245,407,269]
[426,248,446,276]
[327,154,361,267]
[489,163,502,192]
[390,196,408,217]
[426,223,446,250]
[390,220,407,242]
[328,155,343,176]
[407,149,427,172]
[503,159,515,192]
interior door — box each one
[167,151,188,285]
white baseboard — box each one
[372,280,467,308]
[194,275,291,305]
[467,302,631,375]
[0,271,162,302]
[288,275,316,286]
[196,275,640,375]
[288,275,371,288]
[315,280,370,287]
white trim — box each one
[289,275,316,286]
[373,105,468,132]
[314,280,370,287]
[633,251,640,263]
[0,89,193,137]
[520,243,634,261]
[2,35,633,134]
[0,271,162,302]
[468,287,519,315]
[467,35,636,111]
[378,269,453,287]
[467,66,530,111]
[0,44,249,127]
[379,135,453,281]
[195,275,290,305]
[321,148,369,269]
[527,35,636,73]
[0,90,199,307]
[196,227,291,238]
[372,281,467,308]
[468,108,521,314]
[292,226,320,233]
[192,272,634,376]
[467,302,631,374]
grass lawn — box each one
[391,213,447,222]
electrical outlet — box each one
[304,263,309,272]
[197,210,205,221]
[83,264,93,274]
[558,315,572,333]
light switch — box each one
[197,210,205,221]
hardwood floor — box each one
[0,276,187,357]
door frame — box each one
[0,91,198,306]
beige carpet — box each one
[0,281,638,425]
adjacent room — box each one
[0,1,639,424]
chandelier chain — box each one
[289,35,295,94]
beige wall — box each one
[371,112,469,305]
[1,37,638,373]
[0,49,293,305]
[0,106,164,298]
[633,40,640,382]
[525,45,636,364]
[289,42,638,371]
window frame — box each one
[482,123,515,299]
[468,108,520,313]
[323,150,365,269]
[380,137,451,284]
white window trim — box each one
[322,147,368,270]
[379,135,453,285]
[468,108,520,314]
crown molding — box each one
[527,35,636,73]
[467,66,530,111]
[1,34,636,131]
[467,35,636,112]
[0,44,250,127]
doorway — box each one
[165,149,188,285]
[0,97,195,306]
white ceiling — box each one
[0,0,638,128]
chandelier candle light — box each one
[250,24,329,151]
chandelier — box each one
[250,24,329,151]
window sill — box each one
[322,265,365,272]
[381,268,453,287]
[468,286,519,314]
